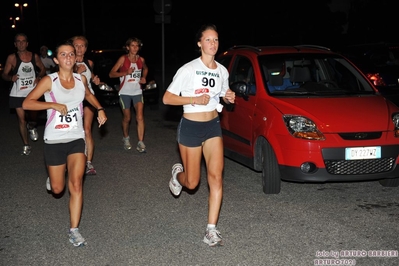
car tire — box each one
[378,177,399,187]
[260,139,281,194]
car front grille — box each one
[324,157,395,175]
[339,132,381,140]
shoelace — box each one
[138,142,145,148]
[206,229,222,241]
[70,230,84,241]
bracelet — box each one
[97,107,105,112]
[190,97,195,106]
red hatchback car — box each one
[217,45,399,194]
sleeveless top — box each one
[9,53,38,97]
[43,73,85,144]
[118,55,143,96]
[76,58,95,94]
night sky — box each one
[1,0,398,67]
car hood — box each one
[271,95,394,132]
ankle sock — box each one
[207,224,216,230]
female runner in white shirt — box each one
[23,41,107,247]
[163,23,235,247]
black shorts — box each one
[83,99,96,109]
[44,139,85,166]
[83,99,90,108]
[9,96,25,109]
[177,116,222,147]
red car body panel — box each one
[218,45,399,190]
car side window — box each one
[230,56,256,94]
[217,55,232,71]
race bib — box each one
[54,109,79,131]
[127,69,142,84]
[17,76,35,91]
[193,69,219,95]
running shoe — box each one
[85,161,97,175]
[136,141,146,153]
[46,177,51,191]
[27,123,39,142]
[122,137,132,150]
[22,145,31,155]
[203,228,224,247]
[169,163,183,196]
[69,228,87,247]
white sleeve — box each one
[219,65,230,97]
[166,64,193,96]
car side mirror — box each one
[231,81,250,101]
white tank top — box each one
[43,73,85,143]
[9,61,37,97]
[76,61,95,94]
[119,62,143,96]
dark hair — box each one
[14,33,28,42]
[54,40,75,57]
[195,24,218,53]
[195,23,218,43]
[125,37,143,48]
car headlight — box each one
[98,83,114,91]
[144,81,157,90]
[392,113,399,137]
[283,115,325,140]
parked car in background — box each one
[339,43,399,107]
[89,49,159,107]
[217,45,399,194]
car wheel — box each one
[261,139,281,194]
[378,177,399,187]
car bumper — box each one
[279,144,399,182]
[280,164,399,182]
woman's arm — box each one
[23,76,68,115]
[109,56,128,78]
[82,75,107,127]
[140,57,148,84]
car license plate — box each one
[345,146,381,160]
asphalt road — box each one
[1,81,398,266]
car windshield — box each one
[258,53,376,96]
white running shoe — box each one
[46,177,51,191]
[22,145,31,155]
[203,228,224,247]
[69,228,87,247]
[27,123,39,142]
[169,163,183,196]
[122,137,132,150]
[85,161,96,175]
[136,141,146,153]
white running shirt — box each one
[43,73,85,143]
[9,61,37,97]
[76,61,95,94]
[166,57,229,113]
[119,59,143,96]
